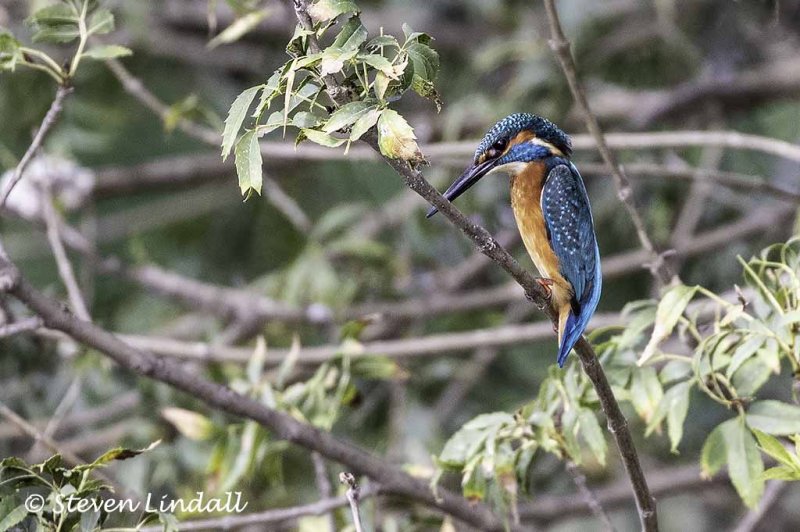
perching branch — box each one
[0,85,72,209]
[286,1,657,530]
[543,0,672,289]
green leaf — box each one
[161,407,215,440]
[222,85,262,160]
[657,381,691,453]
[208,10,269,49]
[704,418,764,507]
[349,108,381,141]
[0,503,28,531]
[578,408,607,466]
[87,9,115,36]
[406,41,441,106]
[359,54,396,77]
[0,32,23,71]
[746,400,800,435]
[86,440,160,468]
[82,44,132,60]
[234,130,263,195]
[438,413,514,468]
[701,422,726,477]
[301,129,347,148]
[732,357,771,397]
[28,4,78,27]
[319,47,358,76]
[323,101,374,133]
[752,428,800,469]
[727,335,765,379]
[307,0,359,22]
[332,16,368,51]
[377,109,423,162]
[639,284,698,365]
[630,366,663,424]
[762,465,800,480]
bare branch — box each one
[565,461,616,532]
[0,316,42,339]
[0,85,72,208]
[312,452,337,532]
[543,0,671,289]
[340,472,365,532]
[41,186,91,321]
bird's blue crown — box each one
[474,113,572,163]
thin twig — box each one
[543,0,672,289]
[104,57,312,233]
[0,316,43,338]
[312,452,337,532]
[41,186,91,320]
[339,472,365,532]
[0,85,72,209]
[565,461,616,532]
[0,400,127,496]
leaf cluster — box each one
[0,0,131,85]
[0,442,160,531]
[221,0,441,196]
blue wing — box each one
[541,163,602,365]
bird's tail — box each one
[557,308,588,368]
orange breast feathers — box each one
[510,163,574,332]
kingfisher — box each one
[427,113,601,367]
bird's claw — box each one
[536,278,554,299]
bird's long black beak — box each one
[426,158,497,218]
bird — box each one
[427,113,601,367]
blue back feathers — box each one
[541,160,602,367]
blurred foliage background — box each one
[1,0,800,530]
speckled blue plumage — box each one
[541,160,602,367]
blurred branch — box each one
[312,451,337,532]
[0,257,511,531]
[592,58,800,128]
[565,461,615,532]
[104,57,310,233]
[91,313,621,365]
[579,162,800,203]
[544,0,671,291]
[731,481,791,532]
[520,464,729,523]
[137,485,379,532]
[41,186,91,321]
[0,316,42,339]
[0,85,72,208]
[0,400,127,495]
[0,392,139,440]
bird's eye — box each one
[485,138,508,159]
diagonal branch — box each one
[0,85,72,209]
[543,0,672,288]
[0,256,512,531]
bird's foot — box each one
[536,278,554,299]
